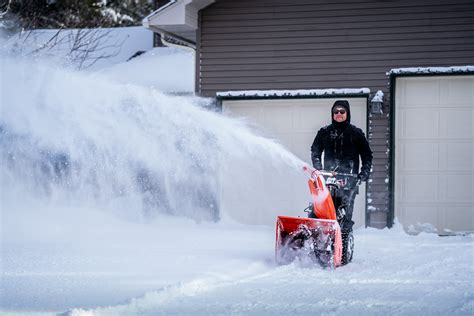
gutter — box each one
[142,0,196,50]
[142,0,177,25]
[146,24,196,50]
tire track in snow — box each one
[64,261,272,316]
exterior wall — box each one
[196,0,474,228]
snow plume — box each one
[0,55,305,227]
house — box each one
[143,0,474,234]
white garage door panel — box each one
[403,79,440,106]
[271,133,295,153]
[401,142,439,170]
[350,105,365,128]
[226,104,262,130]
[445,174,473,201]
[445,206,474,231]
[293,133,318,161]
[400,174,439,201]
[395,75,474,234]
[262,105,294,133]
[298,104,328,131]
[400,109,439,139]
[227,103,259,117]
[446,142,473,169]
[222,97,367,227]
[444,78,474,104]
[439,108,473,139]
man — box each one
[310,100,373,264]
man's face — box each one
[333,107,347,123]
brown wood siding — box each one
[197,0,474,228]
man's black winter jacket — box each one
[311,124,373,180]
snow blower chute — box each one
[275,165,347,268]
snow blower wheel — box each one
[341,230,354,265]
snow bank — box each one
[97,47,194,93]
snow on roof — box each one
[3,26,154,70]
[99,47,194,93]
[388,65,474,75]
[216,88,370,98]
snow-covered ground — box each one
[2,211,473,315]
[1,35,473,316]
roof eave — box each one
[143,0,215,46]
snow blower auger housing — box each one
[275,165,347,268]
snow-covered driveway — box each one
[2,214,473,316]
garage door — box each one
[395,75,474,234]
[221,97,367,227]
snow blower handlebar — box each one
[302,164,361,211]
[302,164,358,180]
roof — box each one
[142,0,215,48]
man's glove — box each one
[357,172,369,182]
[312,158,322,170]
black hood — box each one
[331,100,351,128]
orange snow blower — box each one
[275,165,345,268]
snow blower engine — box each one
[275,165,358,268]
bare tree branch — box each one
[9,26,125,70]
[29,27,63,54]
